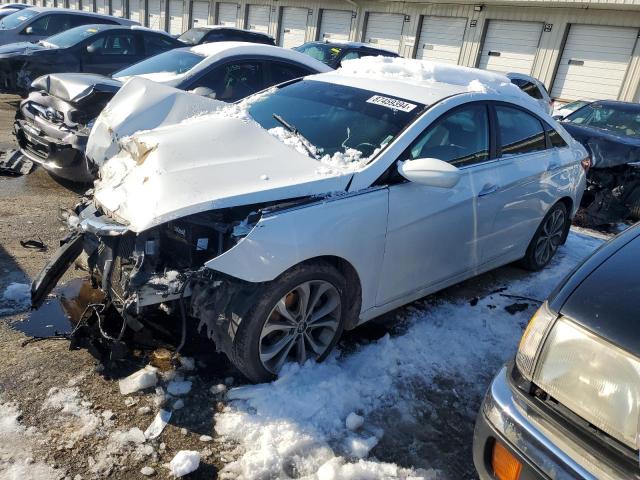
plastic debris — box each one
[144,409,172,440]
[167,380,192,396]
[119,366,158,395]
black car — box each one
[0,23,181,94]
[561,100,640,225]
[178,26,275,46]
[15,42,330,183]
[474,222,640,480]
[293,40,399,69]
[0,3,28,20]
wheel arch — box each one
[556,196,574,243]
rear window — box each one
[178,27,208,45]
[293,43,342,66]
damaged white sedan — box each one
[32,57,589,383]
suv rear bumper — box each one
[473,365,634,480]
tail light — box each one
[580,155,592,171]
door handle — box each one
[478,183,498,197]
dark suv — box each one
[178,26,275,46]
[293,40,398,69]
[474,222,640,480]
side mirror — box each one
[86,44,96,54]
[191,86,215,98]
[24,26,33,35]
[398,158,461,188]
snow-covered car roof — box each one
[311,39,397,54]
[309,56,534,107]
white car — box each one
[506,72,553,115]
[32,58,589,383]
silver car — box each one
[0,7,136,45]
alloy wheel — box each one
[259,280,341,374]
[534,208,566,266]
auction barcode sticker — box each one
[366,95,417,112]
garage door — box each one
[478,20,543,74]
[129,0,140,23]
[217,2,237,26]
[169,0,183,34]
[148,0,163,29]
[363,12,404,54]
[551,25,638,101]
[95,0,107,14]
[111,0,123,16]
[246,4,269,34]
[416,16,466,64]
[278,7,307,48]
[191,1,209,27]
[68,0,79,9]
[318,9,352,41]
[81,0,92,11]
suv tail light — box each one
[580,155,592,171]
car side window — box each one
[190,61,263,102]
[86,32,138,55]
[269,62,311,85]
[144,34,177,56]
[203,30,226,43]
[28,14,72,35]
[402,103,490,167]
[496,105,546,156]
[341,51,360,61]
[545,124,568,148]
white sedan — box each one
[33,58,589,383]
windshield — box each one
[178,28,208,45]
[248,79,424,163]
[114,49,204,80]
[45,25,110,48]
[0,8,36,29]
[293,43,342,66]
[565,102,640,139]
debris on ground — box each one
[504,302,530,315]
[144,409,171,440]
[118,366,159,395]
[346,412,364,431]
[166,380,192,396]
[150,348,173,371]
[0,149,33,176]
[169,450,200,477]
[140,466,155,476]
[19,238,47,252]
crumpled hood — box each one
[562,122,640,169]
[31,72,121,103]
[0,41,47,57]
[90,78,351,233]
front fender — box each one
[205,187,390,315]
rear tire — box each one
[519,202,568,272]
[231,261,347,383]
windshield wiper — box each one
[272,113,319,159]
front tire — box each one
[231,262,347,383]
[520,202,568,271]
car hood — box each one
[89,78,352,233]
[0,41,49,57]
[562,122,640,169]
[31,72,122,103]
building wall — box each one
[9,0,640,101]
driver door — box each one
[376,102,502,306]
[81,31,143,75]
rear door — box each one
[363,12,404,54]
[81,30,143,75]
[278,7,308,48]
[191,1,209,27]
[246,4,270,34]
[318,9,352,41]
[415,16,466,64]
[478,20,543,74]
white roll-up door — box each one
[111,0,123,16]
[95,0,107,14]
[128,0,140,22]
[318,9,352,42]
[551,25,638,101]
[416,16,466,65]
[278,7,307,48]
[44,0,53,7]
[169,0,183,34]
[191,1,209,27]
[217,2,237,26]
[363,12,404,54]
[81,0,92,11]
[68,0,79,9]
[478,20,543,74]
[148,0,163,29]
[246,4,269,34]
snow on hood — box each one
[90,79,351,232]
[31,73,121,103]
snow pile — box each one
[0,400,61,480]
[338,56,525,99]
[1,282,31,314]
[169,450,200,477]
[119,366,158,395]
[42,387,103,440]
[214,230,602,479]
